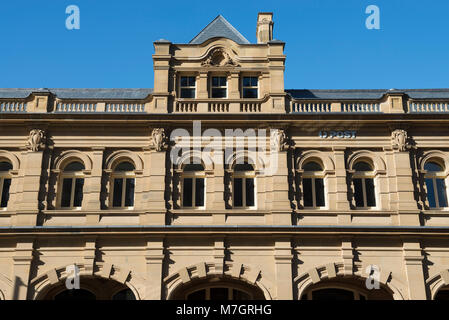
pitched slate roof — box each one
[189,15,250,45]
[286,89,449,100]
[0,88,153,100]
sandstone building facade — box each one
[0,13,449,300]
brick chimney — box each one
[256,12,274,44]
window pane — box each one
[303,178,313,207]
[195,178,204,207]
[184,163,204,171]
[125,178,135,207]
[115,162,135,172]
[210,288,228,301]
[234,178,243,207]
[0,162,12,172]
[243,88,258,98]
[113,179,123,207]
[233,289,251,300]
[303,161,322,171]
[61,178,73,207]
[183,178,193,207]
[219,77,227,86]
[353,179,364,207]
[425,178,436,208]
[212,88,226,98]
[436,178,448,208]
[246,178,255,207]
[64,162,85,172]
[365,178,376,207]
[1,178,11,208]
[315,178,325,207]
[425,162,444,172]
[354,162,372,172]
[212,77,219,87]
[243,77,251,87]
[180,88,195,98]
[73,178,84,207]
[187,289,206,301]
[234,163,254,171]
[180,77,188,87]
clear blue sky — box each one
[0,0,448,89]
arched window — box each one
[424,161,448,209]
[302,161,325,208]
[112,288,136,300]
[111,161,135,208]
[0,161,12,209]
[301,288,366,300]
[54,289,96,300]
[352,161,376,209]
[59,161,85,209]
[233,162,255,208]
[182,163,205,208]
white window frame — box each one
[0,167,11,211]
[352,171,377,209]
[181,170,206,209]
[302,170,326,209]
[232,170,256,209]
[110,170,136,210]
[179,75,197,99]
[241,76,259,99]
[58,170,84,210]
[210,75,228,99]
[424,164,449,210]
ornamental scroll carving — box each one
[201,48,239,67]
[26,129,46,152]
[151,128,167,152]
[391,129,410,152]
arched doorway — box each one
[170,277,265,300]
[40,276,136,300]
[300,278,394,300]
[434,286,449,300]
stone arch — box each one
[176,149,214,172]
[164,262,273,300]
[419,150,449,173]
[347,150,386,173]
[225,150,266,173]
[105,150,144,172]
[426,269,449,300]
[0,273,13,300]
[53,150,93,172]
[296,150,335,172]
[0,150,20,171]
[294,262,404,300]
[29,262,144,300]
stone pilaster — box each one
[341,238,354,276]
[83,148,104,223]
[143,149,166,225]
[143,237,165,300]
[332,147,351,213]
[402,240,427,299]
[11,239,34,300]
[270,150,292,225]
[274,238,293,299]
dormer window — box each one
[242,77,258,98]
[180,76,196,98]
[211,76,227,98]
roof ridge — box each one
[189,15,250,45]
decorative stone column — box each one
[402,239,427,299]
[388,129,420,225]
[274,238,293,299]
[15,129,47,226]
[143,237,165,300]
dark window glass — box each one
[311,288,355,301]
[0,162,12,171]
[426,178,436,208]
[184,164,204,172]
[210,288,228,300]
[61,178,73,207]
[195,178,204,207]
[54,289,96,301]
[112,289,136,300]
[243,88,258,98]
[354,178,364,207]
[233,289,251,300]
[113,179,123,207]
[115,162,135,172]
[315,178,325,207]
[64,162,85,172]
[73,178,84,207]
[183,178,193,207]
[1,178,11,208]
[354,162,372,172]
[303,161,322,171]
[212,88,227,98]
[125,178,135,207]
[212,77,227,87]
[437,179,448,208]
[212,77,227,98]
[180,88,195,98]
[234,178,243,207]
[234,163,254,171]
[425,162,444,172]
[365,178,376,207]
[181,76,196,87]
[243,77,258,87]
[187,289,206,300]
[303,178,313,207]
[246,178,255,207]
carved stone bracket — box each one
[26,129,47,152]
[270,128,288,152]
[151,128,168,152]
[391,129,411,152]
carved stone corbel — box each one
[151,128,168,152]
[26,129,47,152]
[391,129,411,152]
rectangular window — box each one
[113,178,123,207]
[303,178,313,207]
[180,76,196,98]
[233,178,243,207]
[73,178,84,207]
[425,178,436,208]
[61,178,73,208]
[245,178,255,207]
[195,178,204,207]
[0,178,11,208]
[354,178,364,207]
[365,178,376,207]
[125,178,135,207]
[436,178,448,208]
[242,76,258,98]
[183,178,193,207]
[211,76,227,98]
[315,178,325,207]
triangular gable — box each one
[190,15,250,45]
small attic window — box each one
[180,76,196,98]
[211,77,227,98]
